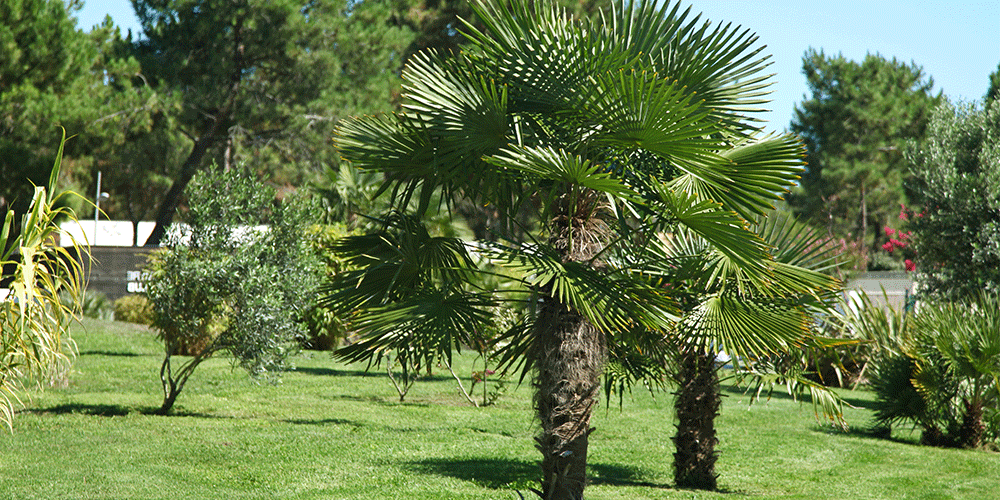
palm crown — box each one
[327,1,840,497]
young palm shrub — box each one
[0,135,87,431]
[908,293,1000,448]
[329,1,811,497]
[836,292,953,441]
[844,291,1000,447]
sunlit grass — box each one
[0,317,996,499]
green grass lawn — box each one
[1,318,997,499]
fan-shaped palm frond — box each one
[681,292,810,361]
[668,134,805,219]
[607,0,773,126]
[334,288,496,367]
[486,145,640,200]
[481,242,680,335]
[733,359,850,429]
[316,212,476,314]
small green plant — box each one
[66,290,114,321]
[113,294,155,325]
[0,132,87,431]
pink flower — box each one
[882,241,894,252]
[904,259,915,272]
[884,227,895,237]
[890,238,906,248]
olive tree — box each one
[143,165,318,415]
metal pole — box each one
[94,171,102,245]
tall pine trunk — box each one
[672,349,721,490]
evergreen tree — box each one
[2,0,175,238]
[135,0,612,245]
[1,0,110,216]
[987,62,1000,102]
[904,100,1000,299]
[788,49,940,268]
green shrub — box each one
[63,290,113,320]
[300,224,356,350]
[113,295,155,325]
[142,165,320,414]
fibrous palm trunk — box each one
[532,192,608,499]
[532,301,605,500]
[958,398,985,449]
[673,349,720,490]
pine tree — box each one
[788,50,940,268]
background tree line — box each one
[2,0,607,246]
[4,1,995,283]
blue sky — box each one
[75,0,999,134]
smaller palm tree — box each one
[639,212,844,490]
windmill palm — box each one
[639,212,843,489]
[327,1,813,497]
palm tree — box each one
[327,1,811,497]
[646,213,843,489]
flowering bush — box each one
[876,205,919,272]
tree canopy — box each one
[788,49,941,269]
[1,0,142,220]
[904,100,1000,299]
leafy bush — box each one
[143,165,320,414]
[905,101,1000,299]
[299,224,356,350]
[113,295,154,325]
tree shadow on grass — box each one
[406,457,537,490]
[588,463,671,489]
[291,366,452,382]
[27,403,134,417]
[78,350,146,357]
[407,458,673,492]
[283,417,366,428]
[291,366,383,378]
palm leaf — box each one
[482,242,680,334]
[486,145,639,201]
[334,288,496,367]
[668,135,805,219]
[607,0,773,130]
[733,360,850,429]
[650,187,771,284]
[681,292,811,361]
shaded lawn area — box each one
[0,317,997,499]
